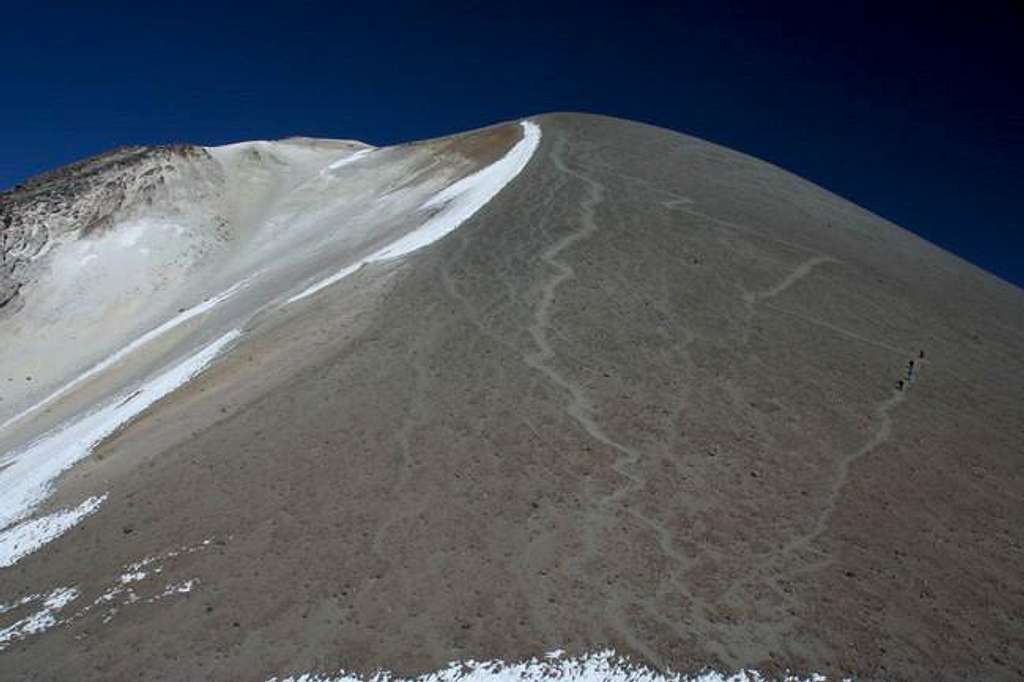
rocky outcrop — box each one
[0,145,221,313]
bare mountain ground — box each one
[0,113,1021,681]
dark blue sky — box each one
[2,2,1021,286]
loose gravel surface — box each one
[1,113,1021,681]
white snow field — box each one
[0,120,541,566]
[267,649,833,682]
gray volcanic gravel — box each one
[0,113,1022,681]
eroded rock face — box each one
[0,145,221,314]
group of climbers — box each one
[896,350,925,391]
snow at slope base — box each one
[266,649,834,682]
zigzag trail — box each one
[592,163,929,658]
[763,303,910,356]
[369,343,431,559]
[742,256,839,306]
[738,252,896,560]
[655,188,910,358]
[720,372,918,613]
[522,135,713,666]
[726,233,920,604]
[720,353,924,613]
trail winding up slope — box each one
[0,113,1021,681]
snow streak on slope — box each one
[374,121,542,259]
[0,278,250,433]
[0,587,79,651]
[287,120,541,303]
[0,330,241,565]
[324,148,374,173]
[267,649,832,682]
[0,495,107,568]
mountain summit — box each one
[0,114,1021,681]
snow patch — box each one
[324,148,374,173]
[0,592,39,616]
[151,578,197,600]
[118,570,147,585]
[287,120,541,304]
[0,494,107,568]
[284,262,363,306]
[64,539,214,626]
[0,587,78,651]
[376,121,541,260]
[266,649,835,682]
[0,330,241,560]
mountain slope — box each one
[0,113,1021,681]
